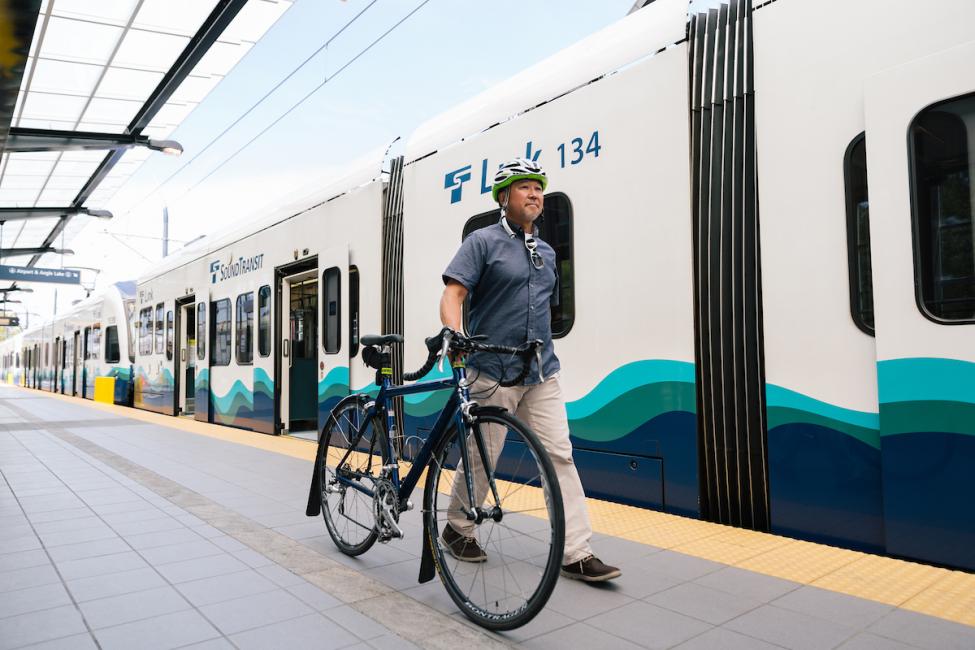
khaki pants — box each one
[447,374,593,564]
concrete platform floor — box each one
[1,385,974,649]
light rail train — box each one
[2,282,136,404]
[3,0,973,571]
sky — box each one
[15,0,725,325]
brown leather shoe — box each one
[561,555,621,582]
[441,523,487,562]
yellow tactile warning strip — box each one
[14,386,975,628]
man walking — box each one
[438,158,620,582]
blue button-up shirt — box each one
[443,219,560,385]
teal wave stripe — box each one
[211,379,253,420]
[404,391,451,418]
[318,366,350,404]
[107,367,131,381]
[878,357,975,405]
[880,400,975,437]
[254,367,273,397]
[765,385,880,430]
[565,360,696,421]
[569,381,695,442]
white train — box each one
[1,282,136,403]
[4,0,973,571]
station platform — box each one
[1,385,973,650]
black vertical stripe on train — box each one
[703,8,721,524]
[719,0,742,529]
[697,8,719,522]
[690,0,769,531]
[730,0,750,529]
[382,156,406,452]
[708,4,728,523]
[690,13,711,524]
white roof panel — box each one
[19,91,87,124]
[51,0,141,26]
[96,67,164,100]
[113,29,190,72]
[41,16,123,66]
[28,58,101,96]
[134,0,220,37]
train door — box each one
[275,258,318,434]
[81,327,90,399]
[194,298,211,423]
[71,331,80,395]
[318,245,351,431]
[175,298,196,416]
[53,336,60,392]
[864,40,975,570]
[59,339,67,393]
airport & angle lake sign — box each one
[0,266,81,284]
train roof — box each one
[15,282,132,336]
[137,146,389,283]
[403,0,687,163]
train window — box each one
[845,134,874,334]
[323,267,341,354]
[911,92,975,323]
[88,327,101,361]
[105,326,120,363]
[154,303,164,354]
[165,311,174,361]
[197,302,206,360]
[460,192,576,338]
[258,285,271,357]
[44,343,49,366]
[349,266,359,358]
[16,352,19,368]
[236,292,254,364]
[212,299,231,366]
[139,307,152,355]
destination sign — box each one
[0,266,81,284]
[0,316,20,327]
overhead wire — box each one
[166,0,432,204]
[114,0,429,221]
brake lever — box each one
[437,330,452,373]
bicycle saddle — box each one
[360,333,404,346]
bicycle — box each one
[305,328,565,630]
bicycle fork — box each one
[456,401,505,524]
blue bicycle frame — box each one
[331,360,481,512]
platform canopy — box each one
[0,0,292,292]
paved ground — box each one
[2,386,974,649]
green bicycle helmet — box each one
[491,158,548,202]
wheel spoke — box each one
[424,413,564,630]
[318,400,385,556]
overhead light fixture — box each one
[0,207,112,221]
[147,139,183,156]
[5,128,183,157]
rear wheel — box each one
[423,410,564,630]
[318,398,388,556]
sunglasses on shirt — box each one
[524,235,544,270]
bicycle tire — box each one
[422,410,565,630]
[318,396,389,556]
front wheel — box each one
[423,410,565,631]
[318,397,388,556]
